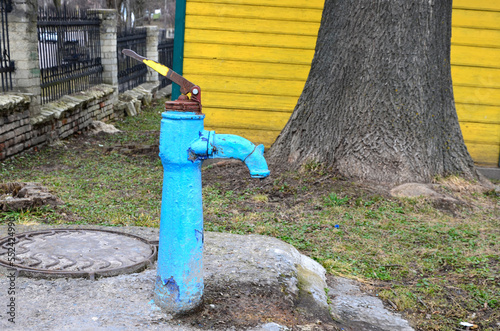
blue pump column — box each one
[154,111,205,313]
[154,110,270,314]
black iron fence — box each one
[37,7,103,104]
[158,30,173,89]
[117,27,147,93]
[0,0,14,92]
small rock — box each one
[257,322,289,331]
[0,182,62,211]
[327,277,414,331]
[390,183,442,198]
[89,121,121,135]
[390,182,459,207]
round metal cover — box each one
[0,229,157,279]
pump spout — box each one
[188,131,270,178]
[212,133,270,178]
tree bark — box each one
[268,0,479,184]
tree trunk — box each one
[268,0,479,184]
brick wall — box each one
[0,2,169,162]
[0,95,31,160]
[0,85,116,161]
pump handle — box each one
[122,49,196,96]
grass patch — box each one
[1,99,499,330]
[0,101,165,227]
[202,172,499,330]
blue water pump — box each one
[123,50,270,314]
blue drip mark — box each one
[164,276,181,302]
[195,229,204,243]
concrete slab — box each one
[0,225,414,330]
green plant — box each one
[323,193,349,207]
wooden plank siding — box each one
[451,2,500,167]
[181,0,500,167]
[182,0,323,147]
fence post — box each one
[90,9,118,88]
[144,25,159,83]
[9,0,41,115]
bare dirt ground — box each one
[174,282,339,330]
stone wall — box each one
[91,9,119,87]
[0,94,32,160]
[0,85,115,161]
[0,81,166,161]
[9,0,41,116]
[0,0,115,162]
[0,1,171,162]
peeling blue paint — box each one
[195,229,204,243]
[164,276,181,302]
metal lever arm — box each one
[122,49,199,100]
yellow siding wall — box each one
[183,0,323,144]
[183,0,500,167]
[452,0,500,166]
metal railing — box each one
[117,27,147,93]
[158,30,173,89]
[0,0,14,92]
[37,7,103,104]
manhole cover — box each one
[0,229,157,279]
